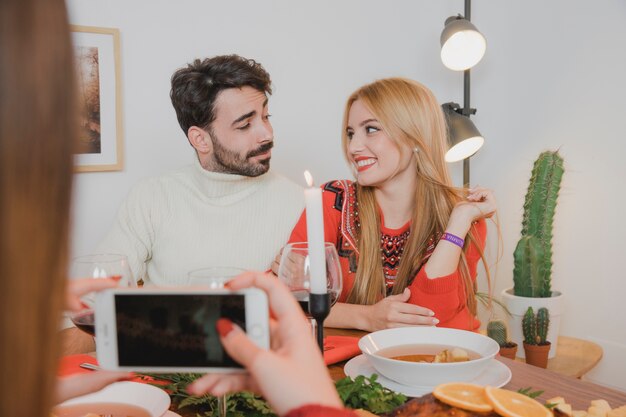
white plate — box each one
[162,411,182,417]
[55,381,171,417]
[344,355,512,397]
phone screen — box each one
[114,293,245,368]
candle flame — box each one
[304,170,314,187]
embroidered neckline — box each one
[327,179,441,287]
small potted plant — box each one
[502,150,565,359]
[487,319,518,360]
[522,306,551,368]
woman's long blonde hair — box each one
[342,78,489,315]
[0,0,76,415]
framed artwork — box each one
[71,26,123,172]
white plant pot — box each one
[501,288,564,359]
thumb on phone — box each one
[216,318,262,368]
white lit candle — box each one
[304,170,326,295]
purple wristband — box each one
[440,232,465,248]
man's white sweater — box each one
[97,160,304,285]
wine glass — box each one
[188,267,243,288]
[186,266,244,417]
[277,242,343,338]
[68,253,135,336]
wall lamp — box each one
[440,15,487,71]
[442,102,484,163]
[440,0,486,187]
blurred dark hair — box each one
[0,0,76,414]
[170,54,272,135]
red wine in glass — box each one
[71,310,95,336]
[294,290,338,318]
[69,274,122,336]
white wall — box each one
[471,0,626,391]
[66,0,626,391]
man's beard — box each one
[208,133,273,177]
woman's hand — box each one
[450,187,496,230]
[56,276,129,404]
[65,277,119,312]
[365,288,438,331]
[187,271,342,416]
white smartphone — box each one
[94,287,269,373]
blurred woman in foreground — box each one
[0,1,353,416]
[1,0,129,414]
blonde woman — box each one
[281,78,495,332]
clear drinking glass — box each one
[68,253,135,336]
[277,242,343,334]
[188,267,244,289]
[186,266,245,417]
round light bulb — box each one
[440,17,487,71]
[445,136,485,162]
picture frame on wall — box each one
[71,25,123,172]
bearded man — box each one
[97,55,303,286]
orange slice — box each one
[433,382,494,412]
[485,386,552,417]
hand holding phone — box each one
[94,287,269,373]
[187,272,343,417]
[57,277,132,404]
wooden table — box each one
[326,329,626,410]
[475,331,603,378]
[519,336,603,378]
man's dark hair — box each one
[170,54,272,134]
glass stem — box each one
[217,394,227,416]
[315,319,324,352]
[309,318,317,339]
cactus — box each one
[513,151,564,298]
[522,307,537,345]
[513,236,545,297]
[522,306,550,345]
[487,320,509,347]
[536,307,550,344]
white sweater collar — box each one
[191,158,269,199]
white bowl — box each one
[359,327,499,387]
[53,381,170,417]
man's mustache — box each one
[247,142,274,158]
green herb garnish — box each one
[336,374,408,414]
[517,387,557,410]
[142,373,275,417]
[517,387,544,399]
[146,373,407,416]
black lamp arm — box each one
[442,102,477,116]
[445,14,465,25]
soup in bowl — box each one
[359,327,499,387]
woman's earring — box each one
[413,147,420,153]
